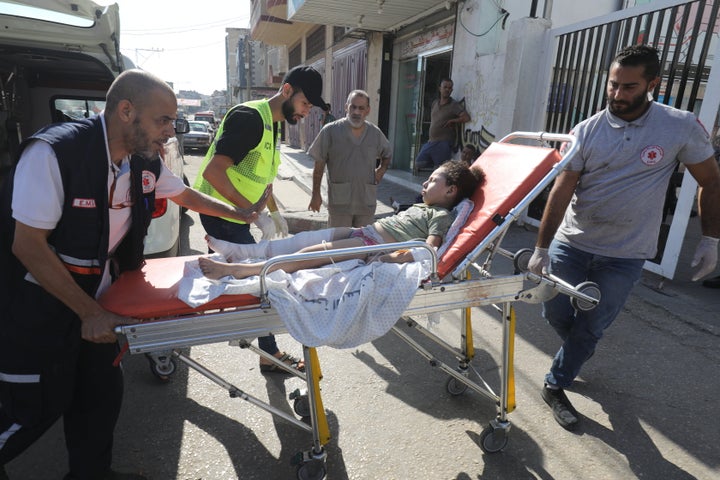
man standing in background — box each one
[415,78,470,170]
[308,90,392,228]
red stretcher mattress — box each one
[437,142,560,278]
[99,255,259,319]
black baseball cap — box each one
[283,66,326,108]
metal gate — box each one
[546,0,718,133]
[538,0,720,280]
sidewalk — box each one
[274,143,720,337]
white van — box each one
[0,0,186,256]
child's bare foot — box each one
[205,235,237,261]
[198,256,237,279]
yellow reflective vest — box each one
[194,99,279,224]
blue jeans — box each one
[543,240,645,388]
[199,214,278,355]
[415,140,452,169]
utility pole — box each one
[132,47,163,68]
[245,36,252,102]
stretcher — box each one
[100,131,600,479]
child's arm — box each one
[377,235,442,264]
[377,250,414,264]
[425,234,443,249]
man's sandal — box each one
[259,352,306,374]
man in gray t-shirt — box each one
[309,90,392,228]
[528,45,720,431]
[415,78,470,170]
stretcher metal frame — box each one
[108,131,598,479]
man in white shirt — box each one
[0,69,266,480]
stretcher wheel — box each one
[296,459,326,480]
[479,425,508,453]
[446,376,469,396]
[146,354,177,381]
[293,395,311,418]
[570,281,601,312]
[514,248,534,273]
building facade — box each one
[247,0,720,280]
[248,0,629,160]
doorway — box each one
[417,52,452,157]
[392,49,452,173]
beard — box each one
[282,98,298,125]
[608,91,648,118]
[127,118,161,158]
[347,115,364,128]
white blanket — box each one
[178,255,430,348]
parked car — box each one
[183,120,214,153]
[193,110,218,128]
[0,0,185,257]
[143,131,188,258]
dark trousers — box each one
[0,341,123,479]
[200,214,279,355]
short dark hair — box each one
[106,69,174,114]
[346,89,370,106]
[439,160,485,207]
[613,45,661,80]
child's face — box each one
[421,168,451,206]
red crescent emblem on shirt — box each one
[141,171,157,193]
[640,145,664,166]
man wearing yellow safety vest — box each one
[194,66,325,374]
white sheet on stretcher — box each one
[177,199,473,348]
[178,255,431,348]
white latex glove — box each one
[270,211,288,237]
[528,246,550,275]
[254,211,276,241]
[690,235,719,281]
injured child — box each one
[199,161,485,280]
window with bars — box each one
[545,0,719,134]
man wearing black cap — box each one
[194,65,325,373]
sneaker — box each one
[541,385,579,430]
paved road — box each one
[5,153,719,479]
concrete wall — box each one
[497,17,553,136]
[501,0,623,28]
[450,0,623,143]
[365,32,384,125]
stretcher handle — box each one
[525,271,601,311]
[257,240,437,305]
[499,131,576,147]
[515,248,600,310]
